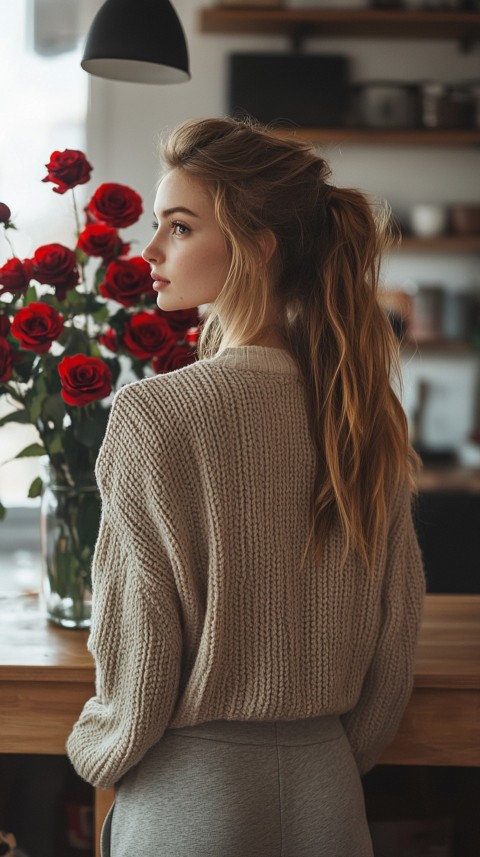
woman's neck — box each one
[220,333,287,351]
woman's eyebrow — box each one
[160,206,200,218]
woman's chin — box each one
[156,294,178,311]
[156,294,198,313]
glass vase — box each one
[40,457,100,629]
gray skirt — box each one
[101,715,373,857]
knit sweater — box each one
[66,345,425,789]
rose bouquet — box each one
[0,150,200,626]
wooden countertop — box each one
[417,466,480,493]
[1,592,479,690]
[1,593,91,682]
[413,594,480,690]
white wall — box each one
[85,0,480,450]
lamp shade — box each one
[81,0,190,84]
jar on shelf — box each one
[421,82,475,129]
[409,284,445,342]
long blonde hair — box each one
[162,117,419,571]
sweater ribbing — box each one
[67,346,425,788]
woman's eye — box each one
[152,219,159,230]
[171,220,190,236]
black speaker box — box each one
[228,53,349,127]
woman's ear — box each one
[260,229,277,263]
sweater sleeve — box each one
[66,387,183,789]
[340,482,426,775]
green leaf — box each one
[0,501,5,521]
[63,289,86,311]
[2,442,46,468]
[15,442,45,458]
[0,409,30,428]
[91,304,110,324]
[28,375,48,422]
[94,266,107,289]
[75,248,89,266]
[28,476,43,498]
[62,327,91,355]
[23,284,38,306]
[39,293,65,314]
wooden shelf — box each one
[199,8,480,41]
[396,235,480,252]
[402,339,477,356]
[270,127,480,146]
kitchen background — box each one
[1,0,479,590]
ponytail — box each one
[284,186,419,571]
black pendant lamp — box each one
[81,0,190,84]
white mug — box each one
[409,204,448,238]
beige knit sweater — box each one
[66,345,425,789]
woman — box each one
[67,117,425,857]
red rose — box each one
[0,314,10,337]
[122,312,176,360]
[86,183,143,228]
[0,203,12,225]
[155,307,201,335]
[185,326,200,347]
[77,224,121,261]
[11,303,64,353]
[58,354,112,406]
[0,337,14,382]
[98,329,119,352]
[152,344,196,374]
[33,243,79,300]
[42,150,93,195]
[99,257,152,306]
[0,258,33,295]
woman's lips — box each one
[152,279,170,291]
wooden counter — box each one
[1,593,479,856]
[417,465,480,494]
[381,593,480,768]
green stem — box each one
[2,228,17,258]
[70,189,91,339]
[71,188,81,237]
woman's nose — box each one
[142,237,163,264]
[142,240,155,264]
